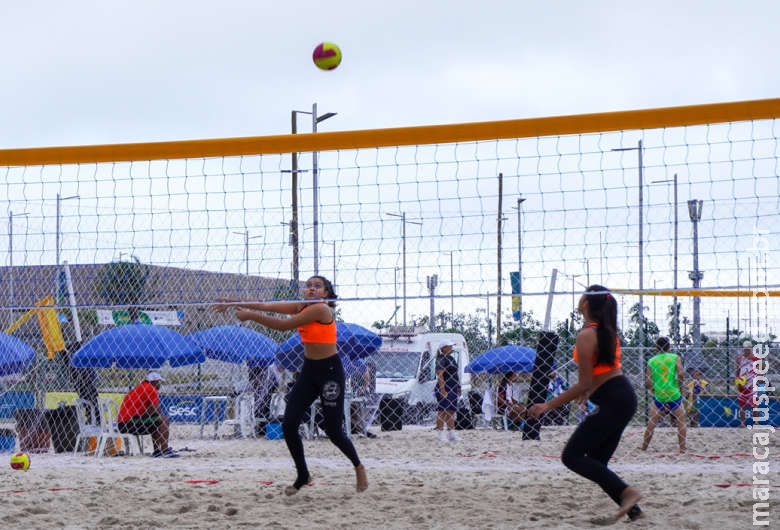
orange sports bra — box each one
[297,304,337,344]
[572,322,621,375]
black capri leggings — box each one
[561,375,640,512]
[283,355,361,484]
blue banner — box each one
[160,395,228,424]
[0,391,35,419]
[698,395,780,427]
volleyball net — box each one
[0,98,778,454]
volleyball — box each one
[10,451,30,471]
[312,42,342,70]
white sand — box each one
[1,424,773,529]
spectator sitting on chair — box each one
[117,372,178,458]
[496,372,527,426]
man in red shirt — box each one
[117,372,178,458]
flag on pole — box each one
[35,296,65,358]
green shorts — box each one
[118,414,161,436]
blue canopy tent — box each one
[275,323,381,372]
[0,332,36,376]
[187,325,277,368]
[71,323,205,369]
[465,345,538,374]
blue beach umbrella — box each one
[465,345,538,374]
[188,325,277,368]
[0,333,36,376]
[71,322,205,369]
[275,322,381,372]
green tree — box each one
[624,302,660,347]
[94,257,154,322]
[667,302,682,343]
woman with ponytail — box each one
[528,285,643,524]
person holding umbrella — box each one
[213,275,367,496]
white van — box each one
[374,326,471,426]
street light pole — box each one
[290,112,300,288]
[293,103,337,276]
[653,173,679,344]
[613,140,644,346]
[514,196,526,324]
[233,231,262,298]
[387,212,421,326]
[8,211,28,322]
[688,199,704,352]
[393,266,399,325]
[56,194,79,269]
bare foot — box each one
[355,464,368,493]
[284,475,311,496]
[613,487,642,523]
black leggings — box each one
[283,355,361,485]
[561,375,641,514]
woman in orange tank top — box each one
[213,275,367,496]
[528,285,643,524]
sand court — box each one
[1,424,772,529]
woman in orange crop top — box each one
[528,285,643,524]
[213,275,367,496]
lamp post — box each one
[612,140,644,346]
[233,231,262,297]
[513,196,526,324]
[653,174,679,344]
[393,266,400,325]
[386,212,422,326]
[8,211,29,322]
[688,199,704,353]
[281,167,309,288]
[324,241,336,285]
[56,194,79,309]
[56,194,79,268]
[292,103,337,276]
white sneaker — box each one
[447,430,460,442]
[437,430,447,442]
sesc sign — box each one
[160,395,227,423]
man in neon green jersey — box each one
[641,336,686,453]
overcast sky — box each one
[1,1,778,335]
[1,1,777,148]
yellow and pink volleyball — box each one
[312,42,342,71]
[10,451,30,471]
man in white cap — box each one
[735,341,757,427]
[117,371,178,457]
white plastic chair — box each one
[222,393,256,438]
[73,398,102,455]
[96,397,144,457]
